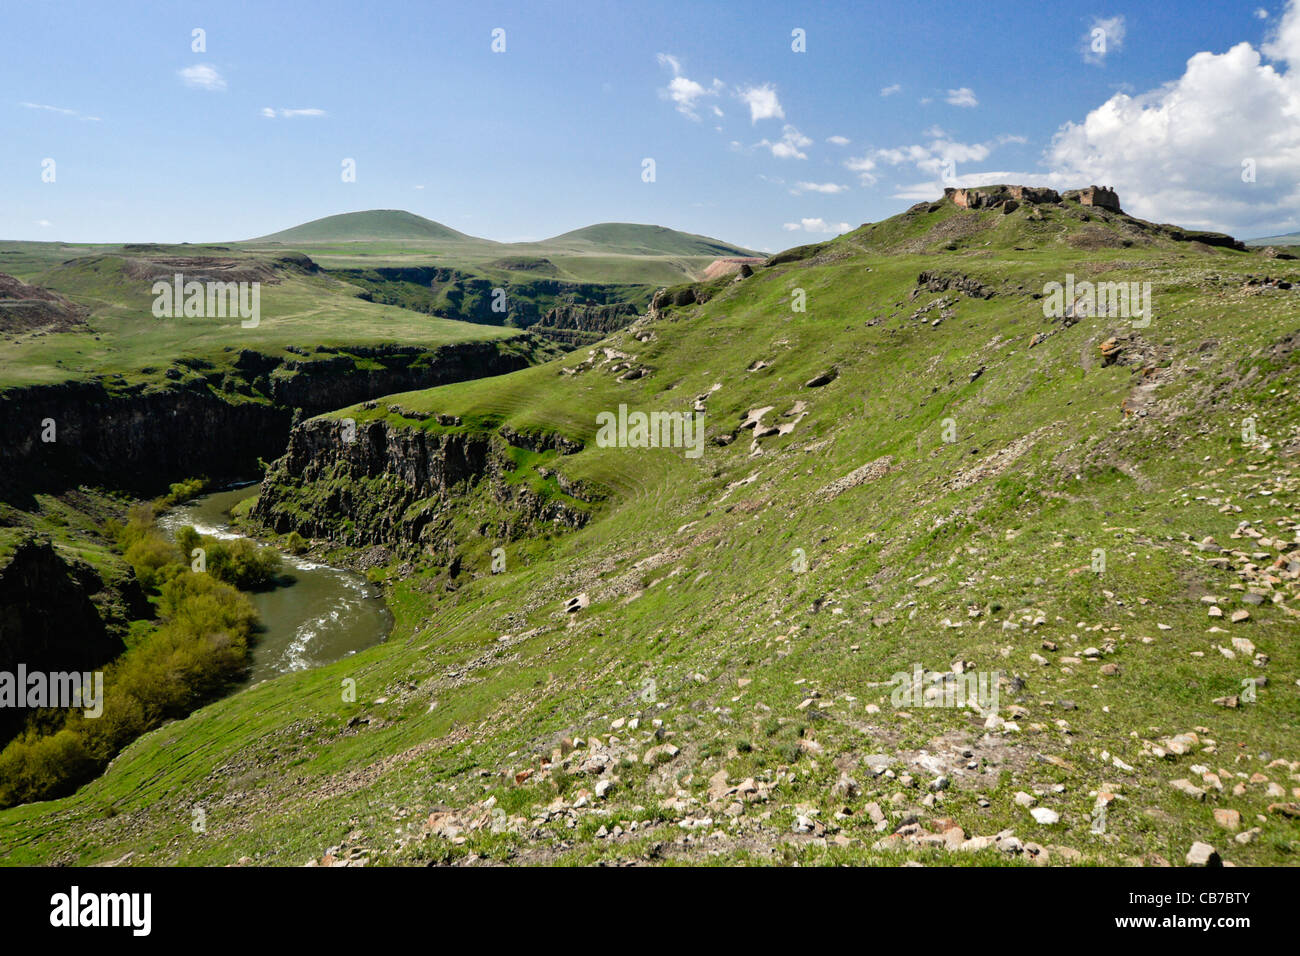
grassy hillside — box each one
[1246,232,1300,247]
[3,193,1298,867]
[240,211,758,288]
[0,250,526,390]
[252,210,475,244]
[542,222,760,258]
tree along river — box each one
[159,485,391,683]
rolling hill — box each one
[1246,231,1300,247]
[250,210,475,244]
[5,186,1298,867]
[236,211,765,336]
[542,222,760,258]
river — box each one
[158,485,392,683]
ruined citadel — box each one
[942,184,1122,214]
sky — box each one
[3,0,1299,250]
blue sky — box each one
[4,0,1298,248]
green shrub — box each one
[0,505,257,810]
[161,476,208,506]
[203,537,281,590]
[175,525,202,560]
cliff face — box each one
[0,338,545,496]
[0,533,126,742]
[252,417,590,558]
[335,265,651,331]
[536,302,638,334]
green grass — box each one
[3,197,1299,866]
[0,251,524,390]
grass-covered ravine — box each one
[2,190,1298,867]
[0,481,282,810]
[0,247,562,496]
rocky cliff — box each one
[335,265,652,332]
[0,338,548,496]
[0,532,128,742]
[252,416,591,560]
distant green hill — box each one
[1246,231,1300,247]
[543,222,760,258]
[251,210,474,244]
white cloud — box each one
[1048,0,1300,235]
[656,53,723,120]
[1257,7,1270,19]
[19,101,100,121]
[844,154,878,185]
[846,131,1025,191]
[1264,0,1300,59]
[738,83,785,123]
[826,134,850,146]
[1082,15,1127,64]
[260,107,327,118]
[791,181,849,194]
[881,83,902,97]
[35,219,52,228]
[945,87,978,107]
[782,217,853,234]
[179,64,226,91]
[757,125,812,159]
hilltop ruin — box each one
[942,184,1122,214]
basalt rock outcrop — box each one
[337,264,649,332]
[0,338,546,497]
[912,270,997,300]
[536,302,638,335]
[252,416,590,557]
[0,533,127,743]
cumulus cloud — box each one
[782,218,853,234]
[757,125,812,159]
[847,131,1022,185]
[1048,0,1300,234]
[945,87,978,107]
[738,83,785,123]
[881,83,902,96]
[1257,7,1270,18]
[844,154,877,185]
[844,129,1027,195]
[260,107,327,118]
[1082,15,1127,64]
[656,53,723,120]
[826,134,850,146]
[791,181,849,194]
[179,64,226,91]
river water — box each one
[158,485,391,683]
